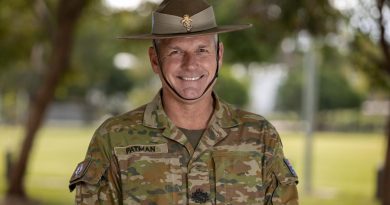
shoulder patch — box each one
[283,158,298,178]
[69,158,108,192]
[70,159,91,183]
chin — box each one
[178,92,203,101]
[179,87,214,102]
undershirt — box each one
[178,127,205,149]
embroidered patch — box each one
[114,144,168,155]
[70,159,91,181]
[283,158,297,177]
[181,14,193,32]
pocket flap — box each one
[68,159,107,192]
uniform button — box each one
[191,188,209,203]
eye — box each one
[169,50,179,56]
[199,48,209,53]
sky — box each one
[104,0,161,10]
[329,0,358,10]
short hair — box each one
[153,34,219,54]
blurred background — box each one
[0,0,389,204]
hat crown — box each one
[117,0,252,39]
[155,0,211,17]
[152,0,216,34]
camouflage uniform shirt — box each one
[69,92,299,205]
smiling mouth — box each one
[178,75,204,81]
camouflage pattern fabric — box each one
[69,92,299,205]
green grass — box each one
[0,126,92,204]
[281,132,384,205]
[0,125,385,205]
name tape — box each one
[114,144,168,155]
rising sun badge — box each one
[181,14,193,32]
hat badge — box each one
[181,14,193,32]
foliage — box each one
[0,0,386,114]
[214,67,249,107]
[213,0,341,64]
[319,68,362,110]
[349,32,390,92]
[55,2,150,100]
[276,45,363,112]
[0,1,46,95]
[0,0,346,121]
[0,1,39,72]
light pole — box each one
[298,31,318,194]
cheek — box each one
[166,58,183,66]
[201,56,217,72]
[161,60,180,75]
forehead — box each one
[158,35,215,48]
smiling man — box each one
[69,0,299,204]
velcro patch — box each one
[70,159,91,182]
[114,144,168,155]
[283,158,298,177]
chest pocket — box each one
[213,151,265,205]
[116,153,184,204]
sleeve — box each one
[263,126,299,205]
[69,126,122,205]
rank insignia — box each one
[191,188,209,203]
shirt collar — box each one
[143,91,241,129]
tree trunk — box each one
[378,0,390,74]
[379,0,390,204]
[5,0,90,200]
[384,103,390,205]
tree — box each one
[376,0,390,204]
[5,0,90,202]
[213,0,341,64]
[345,0,390,203]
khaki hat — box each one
[118,0,252,39]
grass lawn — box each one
[0,125,385,205]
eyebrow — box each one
[198,44,209,48]
[164,43,211,51]
[166,46,183,51]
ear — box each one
[148,46,160,74]
[217,42,224,68]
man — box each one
[69,0,299,204]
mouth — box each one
[178,75,204,81]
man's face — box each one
[149,35,223,101]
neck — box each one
[162,89,214,130]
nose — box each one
[182,52,198,71]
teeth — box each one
[181,76,201,81]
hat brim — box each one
[117,24,252,40]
